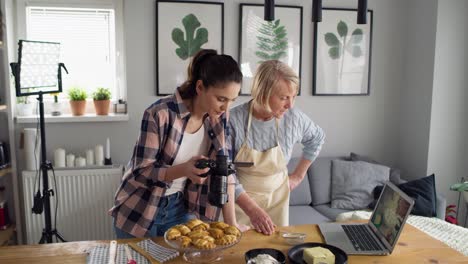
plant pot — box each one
[93,100,110,115]
[69,100,86,116]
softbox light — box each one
[10,40,67,97]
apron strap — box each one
[243,101,280,147]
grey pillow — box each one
[331,160,390,209]
[350,152,403,184]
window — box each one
[16,0,126,102]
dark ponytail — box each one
[179,49,243,100]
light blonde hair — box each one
[251,60,299,112]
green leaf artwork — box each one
[324,20,364,60]
[255,19,288,63]
[172,14,208,60]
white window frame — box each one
[14,0,127,102]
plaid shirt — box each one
[109,88,234,237]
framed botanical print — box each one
[313,8,373,96]
[156,0,224,95]
[239,4,303,95]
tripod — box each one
[36,92,66,244]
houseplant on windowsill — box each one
[92,87,111,115]
[68,87,87,116]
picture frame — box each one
[156,0,224,96]
[239,4,303,95]
[313,8,373,96]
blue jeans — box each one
[114,191,194,238]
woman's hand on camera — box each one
[184,155,210,184]
[166,155,210,183]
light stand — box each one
[10,40,68,244]
[37,92,66,243]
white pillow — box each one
[331,160,390,209]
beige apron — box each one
[234,103,290,226]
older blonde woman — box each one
[230,60,325,235]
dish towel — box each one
[87,244,149,264]
[136,239,180,262]
[86,240,179,264]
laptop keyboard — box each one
[342,225,384,251]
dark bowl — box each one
[245,248,286,264]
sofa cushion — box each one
[313,204,352,221]
[308,157,335,206]
[350,152,404,184]
[370,174,438,217]
[288,158,313,206]
[289,206,331,225]
[331,160,390,209]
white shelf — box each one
[0,105,6,111]
[16,113,129,123]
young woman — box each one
[110,49,243,238]
[230,60,325,235]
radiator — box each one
[22,166,123,244]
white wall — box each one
[427,0,468,222]
[397,0,438,180]
[13,0,410,173]
[5,0,468,234]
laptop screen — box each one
[370,183,412,248]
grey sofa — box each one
[288,157,446,225]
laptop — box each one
[318,181,415,255]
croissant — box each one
[186,219,204,229]
[207,228,224,239]
[177,235,192,248]
[223,226,241,237]
[174,224,191,235]
[202,235,215,243]
[188,230,210,240]
[192,222,210,231]
[193,238,216,250]
[215,234,237,246]
[166,228,181,240]
[210,221,230,229]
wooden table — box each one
[0,224,466,263]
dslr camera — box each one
[195,155,252,207]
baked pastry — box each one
[167,219,240,250]
[215,234,237,245]
[201,235,215,243]
[166,228,181,240]
[188,230,210,240]
[186,219,204,229]
[177,235,192,248]
[207,228,224,239]
[193,238,216,250]
[192,222,210,231]
[210,221,230,229]
[223,226,241,238]
[174,224,191,235]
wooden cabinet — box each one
[0,0,22,245]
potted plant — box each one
[92,87,111,115]
[68,87,87,116]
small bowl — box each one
[245,248,286,264]
[281,232,306,245]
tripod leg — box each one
[53,230,67,242]
[39,229,51,244]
